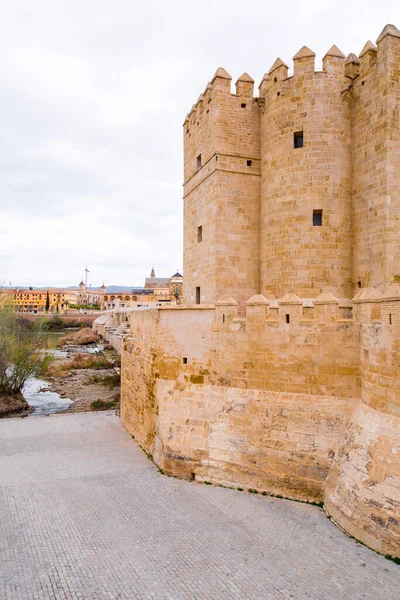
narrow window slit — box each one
[294,131,303,148]
[313,210,323,226]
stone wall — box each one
[212,294,359,397]
[354,286,400,417]
[113,291,400,556]
[325,403,400,556]
[153,381,355,502]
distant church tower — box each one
[150,267,155,278]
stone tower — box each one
[183,24,400,304]
[183,69,261,311]
[351,25,400,289]
[260,45,353,299]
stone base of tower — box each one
[97,286,400,558]
[324,403,400,557]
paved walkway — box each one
[0,413,398,600]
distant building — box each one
[3,288,76,313]
[103,269,184,310]
[76,281,105,307]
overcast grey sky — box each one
[0,1,398,287]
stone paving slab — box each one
[0,412,399,599]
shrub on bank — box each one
[88,373,120,389]
[0,305,49,397]
[58,328,100,346]
[39,317,87,330]
[90,399,118,411]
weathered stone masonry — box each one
[96,286,400,557]
[95,23,400,559]
[183,25,400,304]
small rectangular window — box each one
[241,103,246,108]
[196,154,202,169]
[389,314,392,325]
[183,357,188,364]
[197,225,203,243]
[294,131,303,148]
[247,160,252,166]
[286,314,290,324]
[313,210,323,226]
[196,287,201,305]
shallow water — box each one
[23,377,72,416]
[23,329,103,416]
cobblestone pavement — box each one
[0,413,399,600]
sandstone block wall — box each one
[354,286,400,417]
[325,403,400,556]
[153,381,355,502]
[212,294,359,397]
[116,290,400,556]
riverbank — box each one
[46,362,120,412]
[44,344,121,412]
[1,329,120,418]
[0,393,34,418]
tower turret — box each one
[352,24,400,289]
[260,43,352,298]
[183,66,261,310]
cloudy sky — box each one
[0,1,398,288]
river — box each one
[23,329,102,416]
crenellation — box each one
[344,53,360,80]
[293,46,316,76]
[359,40,377,75]
[235,72,255,97]
[267,58,289,85]
[322,45,345,75]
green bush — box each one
[90,399,118,411]
[88,373,120,388]
[0,305,49,395]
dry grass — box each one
[45,353,110,377]
[88,373,121,389]
[58,328,100,346]
[90,398,119,411]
